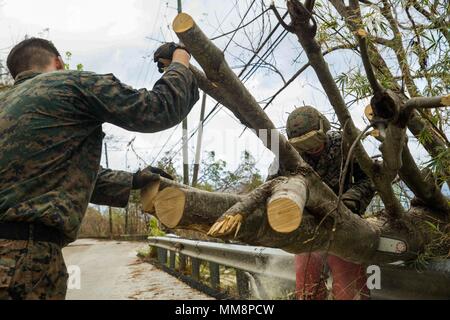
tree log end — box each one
[173,13,195,33]
[141,180,161,213]
[154,187,186,228]
[267,198,303,233]
[441,94,450,106]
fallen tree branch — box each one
[348,0,383,94]
[159,11,450,265]
[405,95,450,111]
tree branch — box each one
[348,0,383,94]
[269,4,295,33]
[405,95,450,110]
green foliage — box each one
[148,217,165,237]
[195,150,263,192]
[64,51,84,71]
[335,68,372,101]
[423,147,450,184]
[410,220,450,270]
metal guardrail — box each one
[148,236,295,281]
[148,236,450,300]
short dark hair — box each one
[6,37,61,79]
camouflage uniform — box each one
[301,130,374,215]
[0,62,199,299]
[0,240,67,300]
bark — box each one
[153,186,242,233]
[208,178,276,237]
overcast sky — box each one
[0,0,431,179]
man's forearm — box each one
[90,167,133,207]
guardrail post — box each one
[209,262,220,289]
[179,254,187,272]
[236,269,250,299]
[191,258,201,281]
[157,248,167,265]
[169,251,176,269]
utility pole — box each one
[192,92,207,186]
[177,0,190,186]
[104,142,113,238]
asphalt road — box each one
[62,239,212,300]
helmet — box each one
[286,106,331,139]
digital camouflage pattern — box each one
[0,239,68,300]
[91,167,134,207]
[286,106,331,139]
[0,62,199,243]
[301,131,375,215]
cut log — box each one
[153,187,242,232]
[141,177,193,214]
[141,180,160,213]
[267,176,308,233]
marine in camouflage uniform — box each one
[269,106,374,214]
[0,39,198,299]
[269,106,375,299]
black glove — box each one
[153,42,190,73]
[132,166,174,189]
[342,198,361,214]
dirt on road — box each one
[63,239,213,300]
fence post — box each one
[236,269,250,299]
[191,258,201,281]
[157,248,167,265]
[209,262,220,289]
[169,251,176,269]
[179,254,187,272]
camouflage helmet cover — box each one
[286,106,331,139]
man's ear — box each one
[56,56,65,70]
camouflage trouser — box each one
[0,239,68,300]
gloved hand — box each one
[153,42,190,73]
[342,198,360,214]
[132,166,174,190]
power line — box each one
[156,0,263,164]
[163,11,291,165]
[135,1,164,87]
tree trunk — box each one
[153,186,242,233]
[145,181,442,265]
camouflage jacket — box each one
[269,131,375,215]
[0,63,199,243]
